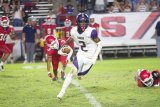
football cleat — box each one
[0,65,4,72]
[57,91,65,100]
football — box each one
[62,46,71,54]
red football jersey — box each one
[137,71,160,87]
[35,24,40,30]
[61,26,72,40]
[44,39,65,56]
[89,23,99,28]
[0,25,13,44]
[42,23,56,36]
[44,39,67,70]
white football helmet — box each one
[64,19,71,27]
[139,69,153,87]
[45,16,53,25]
[45,35,59,50]
[0,16,9,27]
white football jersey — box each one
[70,26,98,59]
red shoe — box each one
[52,76,58,81]
[61,71,65,80]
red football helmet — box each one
[0,16,9,27]
[45,35,59,50]
[64,19,71,27]
[45,16,52,25]
[139,69,153,87]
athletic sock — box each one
[59,73,73,97]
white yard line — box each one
[72,80,102,107]
[22,65,46,69]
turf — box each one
[0,57,160,107]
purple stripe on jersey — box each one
[73,56,79,70]
[91,29,98,39]
[78,65,93,76]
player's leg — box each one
[0,44,11,71]
[52,54,59,81]
[30,43,35,63]
[57,55,83,99]
[6,43,14,64]
[60,55,68,80]
[22,41,27,64]
[25,43,30,63]
[57,65,77,99]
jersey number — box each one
[79,41,87,52]
[0,34,7,41]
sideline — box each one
[72,80,102,107]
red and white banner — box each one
[91,12,160,46]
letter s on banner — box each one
[101,16,126,37]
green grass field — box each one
[0,57,160,107]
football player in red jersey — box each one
[42,15,56,37]
[0,16,15,71]
[44,35,73,81]
[61,19,74,60]
[41,16,57,62]
[135,69,160,87]
[89,16,99,34]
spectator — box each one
[128,0,139,12]
[155,20,160,57]
[123,0,132,12]
[136,0,149,12]
[149,0,159,11]
[64,1,74,15]
[76,0,86,12]
[48,8,56,24]
[64,1,76,25]
[22,16,38,63]
[106,0,114,8]
[10,0,20,8]
[24,0,37,12]
[111,0,123,13]
[21,8,29,25]
[1,0,10,15]
[12,5,23,26]
[86,0,96,17]
[94,0,105,13]
[56,3,66,26]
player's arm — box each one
[9,26,15,40]
[58,45,73,61]
[61,36,73,48]
[22,32,26,42]
[91,30,102,64]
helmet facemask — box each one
[49,40,59,50]
[76,13,89,33]
[64,19,71,28]
[141,75,153,87]
[0,16,9,28]
[45,16,53,25]
[139,69,154,87]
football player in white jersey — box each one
[57,13,102,99]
